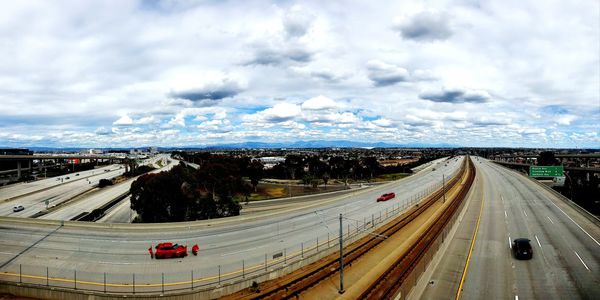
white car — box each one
[13,205,25,212]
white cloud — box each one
[557,115,577,125]
[113,115,133,126]
[250,103,302,122]
[136,115,159,125]
[367,60,409,86]
[0,1,597,148]
[301,95,338,110]
[168,113,185,127]
[373,118,394,127]
[393,11,453,42]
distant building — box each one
[80,149,103,155]
[0,148,33,155]
[259,156,285,169]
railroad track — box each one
[360,157,475,299]
[225,157,473,300]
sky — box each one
[0,0,599,148]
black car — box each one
[512,238,533,260]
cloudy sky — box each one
[1,0,598,148]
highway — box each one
[97,196,136,223]
[421,157,600,299]
[0,166,125,217]
[40,155,177,221]
[0,165,122,202]
[0,156,463,291]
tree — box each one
[130,162,245,223]
[302,174,313,186]
[329,156,348,179]
[247,159,264,192]
[322,172,330,186]
[362,156,380,179]
[284,155,305,180]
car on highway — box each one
[512,238,533,260]
[12,205,25,212]
[377,192,396,202]
[154,242,187,259]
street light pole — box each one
[442,174,446,203]
[339,213,345,294]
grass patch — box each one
[372,173,411,182]
[243,182,348,202]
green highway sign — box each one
[529,166,564,177]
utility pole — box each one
[339,213,345,294]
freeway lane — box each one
[0,167,125,217]
[40,155,177,221]
[425,158,600,299]
[0,157,463,292]
[0,164,123,202]
[96,196,136,223]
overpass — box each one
[0,155,129,179]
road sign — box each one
[529,166,564,177]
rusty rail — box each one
[224,157,472,300]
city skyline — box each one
[1,0,599,148]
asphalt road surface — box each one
[97,196,136,223]
[0,157,463,292]
[0,165,122,202]
[40,156,177,221]
[0,166,125,217]
[422,157,600,299]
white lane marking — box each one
[547,216,554,224]
[547,200,600,247]
[99,261,141,265]
[515,296,519,300]
[504,211,507,218]
[221,247,257,257]
[523,210,528,217]
[535,235,542,248]
[0,252,14,255]
[574,251,590,271]
[509,236,512,249]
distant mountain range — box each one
[190,140,459,149]
[18,140,459,152]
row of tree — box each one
[179,151,439,185]
[131,152,441,222]
[130,156,254,222]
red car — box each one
[154,242,187,259]
[377,192,396,202]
